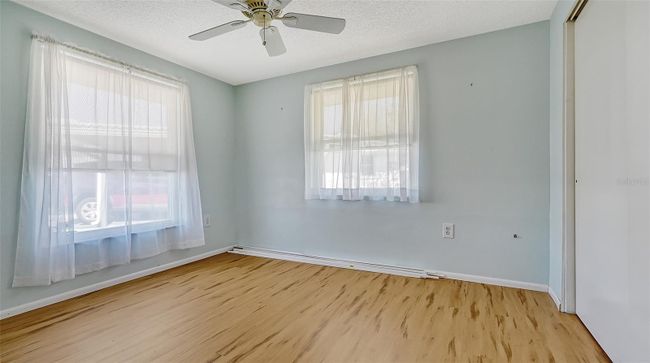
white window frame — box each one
[304,65,420,202]
[63,51,182,242]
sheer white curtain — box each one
[13,38,205,287]
[304,66,419,202]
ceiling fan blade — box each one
[259,26,286,57]
[265,0,292,11]
[211,0,248,11]
[280,12,345,34]
[189,20,249,41]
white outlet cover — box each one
[442,223,455,239]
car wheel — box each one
[75,197,99,225]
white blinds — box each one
[66,54,181,171]
[304,66,420,202]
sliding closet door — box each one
[575,1,649,362]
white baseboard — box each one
[230,246,549,293]
[230,246,431,279]
[548,286,562,310]
[0,245,235,320]
[438,271,549,292]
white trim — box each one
[549,286,562,310]
[561,18,577,314]
[74,219,176,244]
[230,246,429,279]
[436,271,549,292]
[230,246,549,293]
[0,245,235,320]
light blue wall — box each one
[235,22,550,285]
[0,1,236,310]
[548,0,575,303]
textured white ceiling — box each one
[15,0,557,85]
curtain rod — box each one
[306,64,417,87]
[31,34,185,84]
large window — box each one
[304,66,420,202]
[13,38,205,286]
[66,54,180,241]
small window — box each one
[304,66,420,202]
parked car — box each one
[73,172,171,226]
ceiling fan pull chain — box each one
[262,17,267,46]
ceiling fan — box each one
[189,0,346,57]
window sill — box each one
[306,192,416,203]
[73,219,176,243]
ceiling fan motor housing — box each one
[243,1,281,27]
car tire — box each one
[75,196,99,225]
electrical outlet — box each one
[442,223,455,239]
[203,214,211,228]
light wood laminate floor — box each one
[1,253,609,362]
